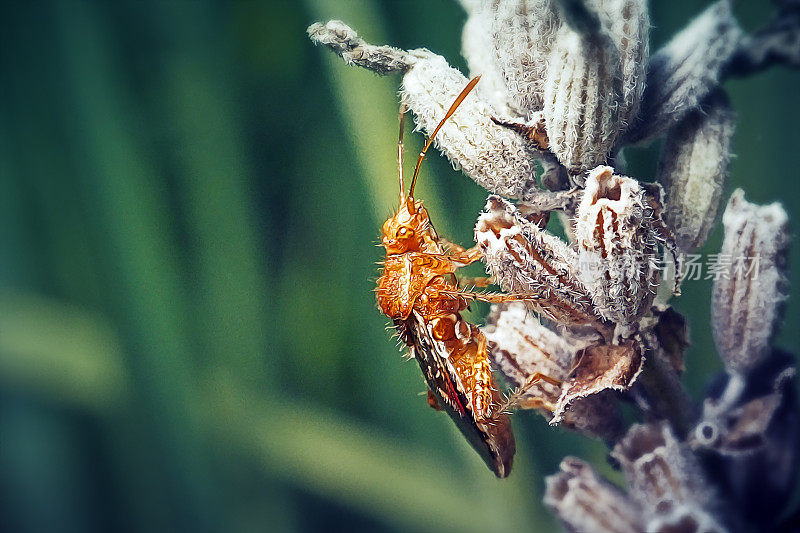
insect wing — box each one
[405,311,514,477]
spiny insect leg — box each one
[440,289,542,304]
[457,276,494,288]
[498,372,562,415]
[438,239,483,262]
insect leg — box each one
[491,116,549,151]
[498,372,563,415]
[436,241,484,266]
[426,389,443,411]
[441,289,543,304]
[457,276,494,288]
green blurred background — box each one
[0,1,797,532]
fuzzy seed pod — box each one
[590,0,649,130]
[612,422,730,532]
[483,302,623,440]
[485,0,561,118]
[543,25,623,173]
[544,457,645,533]
[551,341,643,424]
[711,190,790,377]
[460,3,510,113]
[308,20,549,200]
[630,0,743,142]
[657,91,736,251]
[401,50,545,199]
[475,195,607,328]
[574,166,661,335]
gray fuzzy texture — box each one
[400,50,544,199]
[542,25,623,172]
[544,457,644,533]
[475,195,604,327]
[484,0,561,118]
[543,0,649,171]
[574,166,660,333]
[592,0,649,130]
[657,91,736,252]
[712,190,790,376]
[628,0,743,142]
[307,21,413,74]
[460,3,513,113]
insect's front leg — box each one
[457,276,494,288]
[439,239,483,265]
[441,289,542,304]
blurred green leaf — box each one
[0,290,128,412]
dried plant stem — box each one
[725,0,800,77]
[634,351,697,437]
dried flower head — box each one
[463,0,560,118]
[475,194,607,328]
[545,457,644,533]
[612,422,730,532]
[712,189,790,377]
[483,302,624,440]
[627,0,743,142]
[574,166,662,335]
[552,341,644,425]
[309,1,800,528]
[542,24,624,173]
[400,50,545,198]
[692,353,799,523]
[657,91,736,251]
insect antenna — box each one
[398,103,407,203]
[408,75,481,199]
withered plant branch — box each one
[629,0,800,143]
[724,0,800,77]
[628,0,742,143]
[634,350,697,437]
[308,20,413,75]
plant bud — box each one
[545,457,645,533]
[401,50,544,199]
[475,195,606,328]
[483,302,622,440]
[307,21,413,74]
[486,0,561,118]
[657,91,736,251]
[588,0,650,130]
[712,190,790,376]
[612,423,729,532]
[543,26,623,172]
[629,0,743,142]
[574,166,661,334]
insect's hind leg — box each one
[498,372,563,415]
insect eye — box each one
[396,227,414,239]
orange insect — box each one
[375,77,558,477]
